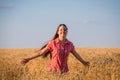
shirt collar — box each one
[55,38,69,44]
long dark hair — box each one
[38,24,68,58]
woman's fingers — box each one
[84,61,90,66]
[20,58,29,65]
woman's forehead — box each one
[59,26,67,30]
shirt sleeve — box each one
[70,42,75,52]
[46,40,53,52]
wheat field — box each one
[0,48,120,80]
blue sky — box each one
[0,0,120,48]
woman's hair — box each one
[38,24,68,58]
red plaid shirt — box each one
[47,38,75,73]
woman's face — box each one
[57,26,68,38]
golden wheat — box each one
[0,48,120,80]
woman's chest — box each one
[52,43,71,56]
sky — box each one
[0,0,120,48]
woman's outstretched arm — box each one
[71,49,90,66]
[20,47,49,65]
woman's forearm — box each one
[27,52,41,60]
[20,49,47,65]
[26,50,42,61]
[71,50,87,64]
[26,47,49,61]
[74,52,86,63]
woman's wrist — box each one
[80,59,85,64]
[81,60,87,65]
[83,61,89,66]
[25,58,31,61]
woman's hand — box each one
[20,58,30,65]
[83,61,90,66]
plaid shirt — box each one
[47,38,75,73]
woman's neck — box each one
[58,37,66,43]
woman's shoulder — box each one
[48,39,54,43]
[66,39,74,45]
[48,39,56,44]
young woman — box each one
[20,24,89,74]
